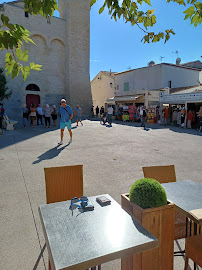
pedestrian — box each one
[29,104,37,128]
[172,109,178,125]
[141,106,147,127]
[58,99,73,145]
[22,105,29,128]
[196,106,202,132]
[164,106,169,125]
[91,105,94,118]
[75,105,83,126]
[187,110,193,129]
[96,106,99,118]
[100,106,104,116]
[37,104,43,125]
[0,103,5,129]
[107,104,113,126]
[51,105,57,126]
[156,106,160,122]
[43,104,52,128]
[177,109,181,126]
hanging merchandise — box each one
[122,114,129,121]
[123,105,129,110]
[147,108,155,123]
[128,105,134,121]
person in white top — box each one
[107,105,113,126]
[37,104,43,125]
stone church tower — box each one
[58,0,92,115]
[0,0,92,124]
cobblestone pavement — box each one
[0,120,202,270]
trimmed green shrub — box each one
[129,178,167,209]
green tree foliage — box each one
[91,0,202,43]
[0,0,58,80]
[0,0,201,80]
[0,68,12,101]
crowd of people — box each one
[23,104,58,128]
[22,103,83,130]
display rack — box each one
[147,108,155,123]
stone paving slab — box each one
[0,120,202,270]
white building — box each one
[114,62,202,108]
[0,0,92,123]
[91,71,115,111]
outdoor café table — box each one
[161,180,202,227]
[39,194,158,270]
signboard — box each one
[159,92,202,103]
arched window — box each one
[26,84,40,91]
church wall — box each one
[0,0,92,125]
[0,3,67,125]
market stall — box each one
[159,90,202,128]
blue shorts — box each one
[76,116,81,121]
[60,120,71,130]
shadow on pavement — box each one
[33,143,70,164]
[30,119,82,163]
[101,119,202,136]
[0,119,78,150]
[33,243,46,270]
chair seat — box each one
[185,234,202,267]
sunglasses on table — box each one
[70,196,89,210]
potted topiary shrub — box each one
[121,178,175,270]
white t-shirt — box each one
[37,107,43,115]
[107,107,113,115]
[140,109,143,116]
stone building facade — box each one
[0,0,92,124]
[91,71,115,111]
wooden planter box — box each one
[121,193,175,270]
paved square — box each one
[0,120,202,270]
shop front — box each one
[112,95,144,121]
[159,91,202,129]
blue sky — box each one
[1,0,202,81]
[89,0,202,80]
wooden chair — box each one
[44,165,83,204]
[184,209,202,270]
[142,165,176,184]
[142,165,186,240]
[184,234,202,270]
[44,165,83,270]
[44,165,101,270]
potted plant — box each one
[121,178,175,270]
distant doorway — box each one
[26,94,40,108]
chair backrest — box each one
[142,165,176,183]
[44,165,83,204]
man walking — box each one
[95,106,99,118]
[58,99,73,145]
[75,105,83,126]
[107,104,113,126]
[141,106,147,128]
[37,104,43,125]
